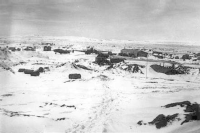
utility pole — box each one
[146,55,148,79]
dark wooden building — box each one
[43,46,51,51]
[24,46,35,51]
[137,51,148,57]
[120,49,148,58]
[95,53,110,65]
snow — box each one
[0,37,200,133]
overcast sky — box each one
[1,0,200,42]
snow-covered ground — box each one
[0,38,200,133]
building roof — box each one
[153,51,163,54]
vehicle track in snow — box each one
[66,81,121,133]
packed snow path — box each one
[66,80,121,133]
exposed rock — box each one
[185,103,199,113]
[149,113,179,129]
[164,101,191,108]
[181,103,200,124]
[181,113,199,125]
[162,102,200,126]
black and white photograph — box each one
[0,0,200,133]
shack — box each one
[8,47,20,51]
[24,46,35,51]
[43,46,51,51]
[119,49,148,58]
[53,49,70,54]
[95,53,110,65]
[119,49,138,57]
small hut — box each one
[120,49,139,57]
[120,49,148,58]
[24,46,35,51]
[43,46,51,51]
[53,49,70,54]
[69,74,81,79]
